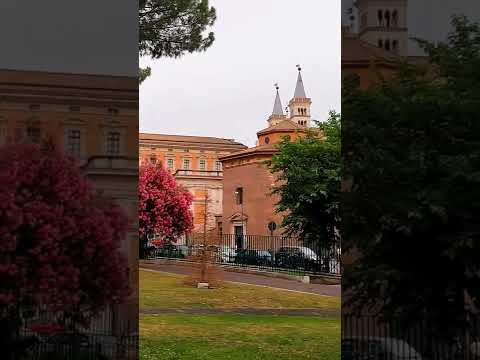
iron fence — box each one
[342,314,480,359]
[144,233,341,276]
[10,305,138,360]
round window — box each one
[265,137,270,144]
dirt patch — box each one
[140,307,340,317]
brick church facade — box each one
[219,67,312,237]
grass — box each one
[140,314,340,360]
[140,269,340,310]
[140,269,341,360]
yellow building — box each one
[139,133,247,235]
[0,69,139,298]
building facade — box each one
[139,133,247,235]
[220,68,312,238]
[0,69,139,300]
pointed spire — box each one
[272,83,284,116]
[294,64,307,98]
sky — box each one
[140,0,342,147]
[0,0,137,76]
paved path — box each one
[140,308,340,316]
[140,262,341,297]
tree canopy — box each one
[139,163,193,253]
[0,143,131,358]
[139,0,216,83]
[269,112,341,250]
[342,15,480,337]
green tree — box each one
[139,0,216,83]
[342,15,480,339]
[269,112,341,252]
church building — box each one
[219,67,313,239]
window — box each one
[377,9,383,26]
[215,161,222,171]
[183,159,190,170]
[392,40,398,52]
[378,39,383,48]
[27,127,41,144]
[106,131,120,155]
[199,159,206,171]
[167,158,174,170]
[265,136,270,144]
[150,155,157,164]
[385,10,391,27]
[235,187,243,205]
[385,39,391,51]
[392,10,398,27]
[67,129,81,156]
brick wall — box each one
[222,158,284,236]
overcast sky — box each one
[140,0,342,147]
[0,0,137,76]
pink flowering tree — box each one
[139,164,193,257]
[0,143,131,355]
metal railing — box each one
[144,234,341,276]
[10,306,138,359]
[342,314,480,359]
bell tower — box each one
[288,65,311,128]
[356,0,408,56]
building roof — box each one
[257,119,306,136]
[0,68,137,90]
[293,70,307,98]
[272,87,284,116]
[0,69,137,107]
[218,144,278,161]
[139,133,247,148]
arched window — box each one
[385,10,391,27]
[392,10,398,27]
[377,9,383,26]
[385,39,391,51]
[378,39,383,48]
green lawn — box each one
[140,269,340,310]
[140,269,340,360]
[140,315,340,360]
